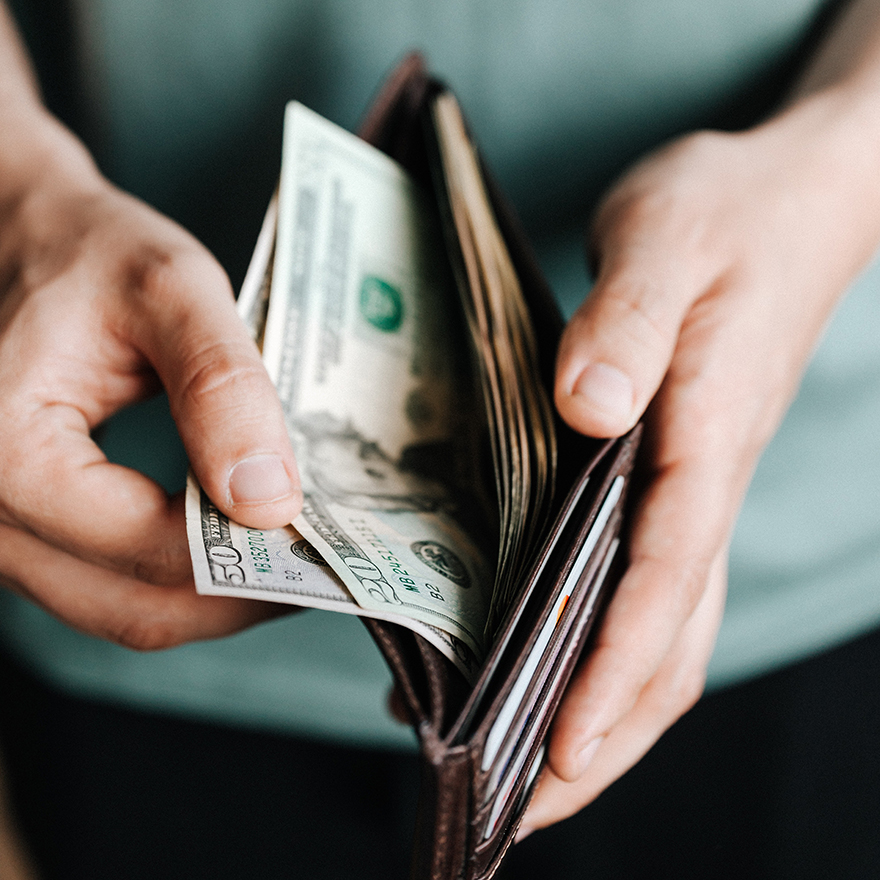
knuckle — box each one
[594,130,735,270]
[600,278,672,356]
[631,551,715,635]
[649,130,734,198]
[107,612,181,652]
[596,131,724,233]
[116,241,228,309]
[675,559,712,617]
[669,128,731,164]
[130,542,190,587]
[644,657,706,727]
[599,185,672,239]
[117,243,178,302]
[177,343,267,416]
[0,435,43,524]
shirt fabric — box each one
[3,0,879,749]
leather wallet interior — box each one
[354,53,641,880]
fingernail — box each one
[228,454,294,505]
[572,363,633,424]
[574,735,605,777]
[514,825,535,844]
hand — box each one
[0,112,301,649]
[521,90,880,833]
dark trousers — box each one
[2,624,879,880]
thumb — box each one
[554,227,713,439]
[136,245,301,529]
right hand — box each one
[0,109,302,650]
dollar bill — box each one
[260,102,495,661]
[185,479,480,679]
[431,94,556,633]
[186,105,491,672]
[188,98,558,673]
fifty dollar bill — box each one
[188,103,493,676]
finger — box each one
[522,551,727,833]
[0,520,287,649]
[129,241,302,529]
[0,402,194,583]
[545,449,737,785]
[554,193,720,438]
[0,200,298,579]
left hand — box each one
[520,87,880,834]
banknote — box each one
[185,479,480,679]
[260,102,495,660]
[186,102,495,664]
[188,100,558,669]
[186,105,493,668]
[431,94,556,632]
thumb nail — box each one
[228,454,294,505]
[572,363,633,424]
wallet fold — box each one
[355,53,642,880]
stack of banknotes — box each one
[186,100,555,680]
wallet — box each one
[348,54,642,880]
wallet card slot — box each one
[483,740,546,841]
[445,460,601,745]
[481,475,624,773]
[479,526,620,814]
[472,532,620,868]
[446,427,639,750]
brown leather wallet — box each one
[353,55,642,880]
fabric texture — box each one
[4,624,879,879]
[3,0,880,748]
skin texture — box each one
[0,3,302,649]
[1,0,880,838]
[522,0,880,835]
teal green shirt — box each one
[6,0,879,747]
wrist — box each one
[751,86,880,275]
